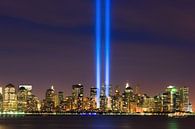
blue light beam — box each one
[96,0,101,108]
[105,0,111,97]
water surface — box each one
[0,115,194,129]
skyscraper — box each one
[0,92,3,112]
[0,87,2,95]
[122,83,134,112]
[90,87,97,110]
[179,87,190,112]
[58,91,64,104]
[72,84,84,111]
[19,84,32,96]
[42,86,56,112]
[112,86,123,112]
[0,86,3,112]
[100,84,107,111]
[3,84,17,112]
[163,86,180,112]
[17,86,28,112]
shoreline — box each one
[0,112,194,118]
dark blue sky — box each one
[0,0,195,105]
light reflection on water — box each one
[0,125,7,129]
[168,120,179,129]
[0,116,193,129]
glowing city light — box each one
[96,0,111,104]
[96,0,101,108]
[105,0,111,97]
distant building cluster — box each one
[0,83,193,113]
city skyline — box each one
[0,0,195,111]
[0,82,192,113]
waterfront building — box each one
[19,84,32,96]
[0,93,3,112]
[42,86,56,112]
[100,84,107,111]
[154,95,163,112]
[0,83,192,114]
[179,87,190,112]
[72,84,84,111]
[0,86,2,112]
[26,95,40,112]
[122,83,134,112]
[83,97,90,110]
[168,86,181,112]
[112,86,123,112]
[90,87,97,110]
[106,85,112,111]
[58,91,64,105]
[17,86,28,112]
[162,86,180,112]
[64,96,73,111]
[142,95,155,112]
[0,87,2,95]
[188,103,193,112]
[3,84,17,112]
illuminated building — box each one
[0,93,3,112]
[0,87,3,111]
[154,95,163,112]
[142,95,155,112]
[17,86,27,112]
[162,86,180,112]
[3,84,17,112]
[0,82,193,114]
[179,87,190,112]
[42,86,56,112]
[18,85,40,112]
[100,84,107,111]
[90,87,97,110]
[112,86,123,112]
[0,87,2,95]
[83,97,90,110]
[58,91,64,104]
[0,87,2,112]
[64,96,73,112]
[188,103,193,112]
[27,95,40,112]
[72,84,84,111]
[19,84,32,95]
[122,83,134,112]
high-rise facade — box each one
[42,86,56,112]
[3,84,17,112]
[72,84,84,111]
[17,86,28,112]
[122,83,134,112]
[179,87,190,112]
[100,84,107,111]
[19,84,32,96]
[112,86,123,112]
[90,87,97,110]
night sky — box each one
[0,0,195,105]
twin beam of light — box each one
[105,0,111,97]
[96,0,101,108]
[96,0,111,108]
